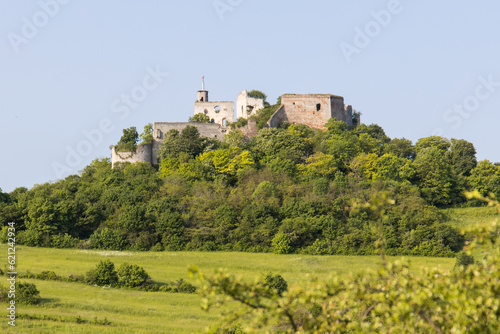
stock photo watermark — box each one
[434,75,500,137]
[339,0,410,63]
[213,0,243,21]
[51,65,168,179]
[7,0,71,53]
[6,222,17,327]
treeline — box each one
[1,117,498,256]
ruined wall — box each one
[273,94,351,130]
[239,118,259,139]
[111,144,153,167]
[194,101,234,126]
[267,105,287,128]
[236,90,265,119]
[152,122,228,164]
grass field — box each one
[441,205,498,229]
[0,248,455,333]
[1,206,497,333]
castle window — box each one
[204,109,208,115]
[156,129,161,139]
[316,104,321,111]
[200,97,204,102]
[214,106,221,113]
[222,118,227,127]
[211,119,215,123]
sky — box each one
[1,0,500,193]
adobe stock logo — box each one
[7,0,71,53]
[51,66,168,179]
[213,0,243,21]
[434,75,500,137]
[340,0,410,63]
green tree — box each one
[384,138,415,160]
[413,147,455,206]
[139,123,154,144]
[117,263,152,288]
[189,113,211,123]
[446,138,477,177]
[415,136,451,155]
[86,260,118,286]
[116,127,139,152]
[247,90,267,102]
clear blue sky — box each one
[1,0,500,192]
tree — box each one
[158,126,205,160]
[446,138,477,177]
[139,123,154,144]
[189,113,211,123]
[86,260,118,286]
[117,263,152,288]
[247,90,267,102]
[116,127,139,152]
[413,147,455,206]
[415,136,451,155]
[384,138,415,160]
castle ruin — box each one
[111,80,354,167]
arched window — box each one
[200,97,204,102]
[316,104,321,111]
[222,118,227,127]
[211,119,215,123]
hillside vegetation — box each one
[2,116,499,257]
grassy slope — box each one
[2,206,498,333]
[0,246,455,333]
[441,205,498,229]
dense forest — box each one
[2,107,499,256]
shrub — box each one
[454,251,475,270]
[89,228,129,251]
[272,233,291,254]
[16,282,41,305]
[86,260,118,286]
[117,263,152,288]
[50,234,79,248]
[262,273,288,296]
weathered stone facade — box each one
[194,89,234,126]
[111,122,228,167]
[112,84,356,167]
[111,144,153,167]
[236,90,265,119]
[268,94,353,130]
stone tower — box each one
[193,77,234,126]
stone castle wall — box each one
[152,122,227,164]
[268,94,353,130]
[236,90,265,119]
[194,101,234,126]
[111,144,153,167]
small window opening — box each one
[214,106,221,113]
[200,97,204,102]
[211,119,215,123]
[316,104,321,111]
[222,119,227,127]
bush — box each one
[86,260,118,286]
[16,282,41,305]
[89,228,129,251]
[50,234,79,248]
[272,233,292,254]
[262,273,288,296]
[454,251,475,270]
[117,263,152,288]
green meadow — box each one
[1,207,496,333]
[0,247,454,333]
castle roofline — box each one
[282,93,344,99]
